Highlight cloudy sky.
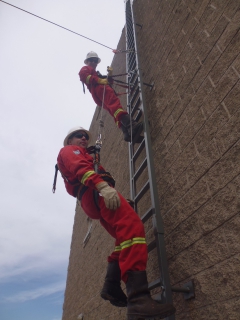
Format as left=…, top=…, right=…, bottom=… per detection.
left=0, top=1, right=125, bottom=319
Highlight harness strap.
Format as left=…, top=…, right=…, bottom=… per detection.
left=52, top=164, right=58, bottom=193
left=82, top=81, right=85, bottom=94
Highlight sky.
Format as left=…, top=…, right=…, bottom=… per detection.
left=0, top=1, right=125, bottom=319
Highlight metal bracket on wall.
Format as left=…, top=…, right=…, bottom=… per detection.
left=136, top=23, right=143, bottom=29
left=172, top=280, right=195, bottom=300
left=143, top=81, right=154, bottom=91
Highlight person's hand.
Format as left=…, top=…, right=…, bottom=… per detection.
left=107, top=66, right=113, bottom=77
left=97, top=78, right=108, bottom=85
left=96, top=182, right=120, bottom=210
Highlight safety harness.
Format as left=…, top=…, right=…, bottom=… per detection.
left=52, top=146, right=115, bottom=203
left=81, top=70, right=137, bottom=97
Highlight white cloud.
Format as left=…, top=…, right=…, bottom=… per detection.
left=3, top=281, right=65, bottom=303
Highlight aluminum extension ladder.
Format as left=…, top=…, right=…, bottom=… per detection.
left=125, top=1, right=194, bottom=319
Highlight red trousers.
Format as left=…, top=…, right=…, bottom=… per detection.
left=81, top=188, right=148, bottom=282
left=91, top=85, right=128, bottom=128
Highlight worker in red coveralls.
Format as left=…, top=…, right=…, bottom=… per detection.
left=79, top=51, right=143, bottom=142
left=57, top=126, right=175, bottom=319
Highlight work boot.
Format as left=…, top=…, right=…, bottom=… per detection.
left=100, top=261, right=127, bottom=307
left=126, top=271, right=176, bottom=320
left=120, top=114, right=143, bottom=141
left=121, top=123, right=131, bottom=142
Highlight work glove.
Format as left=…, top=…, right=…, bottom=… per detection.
left=107, top=66, right=113, bottom=77
left=96, top=181, right=120, bottom=210
left=97, top=78, right=109, bottom=85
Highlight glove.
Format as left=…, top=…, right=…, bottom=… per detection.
left=107, top=66, right=113, bottom=77
left=97, top=78, right=109, bottom=85
left=96, top=181, right=120, bottom=210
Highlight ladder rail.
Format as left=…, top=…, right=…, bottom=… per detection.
left=125, top=1, right=175, bottom=317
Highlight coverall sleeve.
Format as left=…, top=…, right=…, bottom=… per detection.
left=58, top=146, right=104, bottom=189
left=79, top=66, right=100, bottom=86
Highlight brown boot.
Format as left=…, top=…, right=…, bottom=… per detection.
left=126, top=271, right=176, bottom=320
left=120, top=114, right=143, bottom=141
left=100, top=261, right=127, bottom=307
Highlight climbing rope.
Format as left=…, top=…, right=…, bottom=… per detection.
left=0, top=0, right=130, bottom=54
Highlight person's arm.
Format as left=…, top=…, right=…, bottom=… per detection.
left=79, top=66, right=108, bottom=86
left=59, top=146, right=104, bottom=189
left=59, top=147, right=120, bottom=209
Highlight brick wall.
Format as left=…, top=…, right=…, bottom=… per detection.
left=62, top=1, right=240, bottom=319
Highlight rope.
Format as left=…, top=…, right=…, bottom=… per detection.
left=0, top=0, right=133, bottom=54
left=98, top=84, right=106, bottom=138
left=0, top=0, right=114, bottom=51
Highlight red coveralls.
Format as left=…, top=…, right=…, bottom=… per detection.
left=57, top=145, right=148, bottom=282
left=79, top=66, right=128, bottom=128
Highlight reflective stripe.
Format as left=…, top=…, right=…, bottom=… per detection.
left=120, top=237, right=146, bottom=250
left=113, top=108, right=124, bottom=119
left=81, top=170, right=95, bottom=184
left=86, top=75, right=91, bottom=84
left=114, top=246, right=121, bottom=252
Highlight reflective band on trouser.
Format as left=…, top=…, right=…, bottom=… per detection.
left=113, top=108, right=125, bottom=119
left=81, top=170, right=95, bottom=184
left=114, top=245, right=121, bottom=252
left=86, top=75, right=91, bottom=84
left=120, top=237, right=146, bottom=250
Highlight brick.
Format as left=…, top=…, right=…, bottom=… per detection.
left=209, top=30, right=240, bottom=84
left=170, top=140, right=197, bottom=180
left=168, top=249, right=192, bottom=283
left=167, top=212, right=203, bottom=255
left=216, top=108, right=240, bottom=155
left=197, top=174, right=240, bottom=233
left=223, top=213, right=240, bottom=255
left=202, top=65, right=239, bottom=118
left=222, top=70, right=240, bottom=114
left=206, top=139, right=240, bottom=195
left=203, top=103, right=230, bottom=140
left=195, top=254, right=240, bottom=304
left=217, top=9, right=240, bottom=52
left=189, top=227, right=230, bottom=274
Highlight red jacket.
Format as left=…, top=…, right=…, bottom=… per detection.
left=57, top=145, right=105, bottom=197
left=79, top=65, right=100, bottom=92
left=79, top=65, right=111, bottom=107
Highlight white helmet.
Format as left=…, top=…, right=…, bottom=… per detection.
left=63, top=126, right=92, bottom=146
left=84, top=51, right=101, bottom=64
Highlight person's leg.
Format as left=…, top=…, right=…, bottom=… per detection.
left=98, top=193, right=175, bottom=319
left=81, top=191, right=127, bottom=307
left=99, top=237, right=127, bottom=307
left=98, top=193, right=148, bottom=282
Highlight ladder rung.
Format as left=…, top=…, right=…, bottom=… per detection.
left=141, top=207, right=154, bottom=223
left=130, top=96, right=141, bottom=116
left=130, top=87, right=139, bottom=106
left=128, top=54, right=136, bottom=66
left=148, top=278, right=161, bottom=291
left=134, top=180, right=149, bottom=203
left=133, top=139, right=145, bottom=162
left=128, top=61, right=136, bottom=73
left=130, top=75, right=139, bottom=90
left=133, top=157, right=147, bottom=181
left=147, top=239, right=156, bottom=252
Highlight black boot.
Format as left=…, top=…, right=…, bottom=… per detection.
left=121, top=123, right=131, bottom=142
left=120, top=114, right=143, bottom=141
left=100, top=261, right=127, bottom=307
left=126, top=271, right=176, bottom=320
